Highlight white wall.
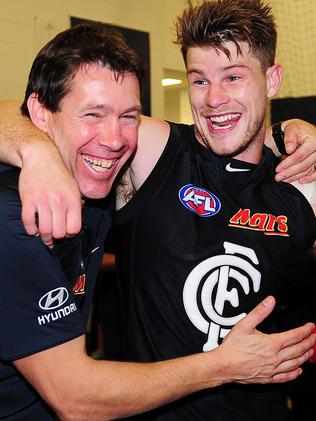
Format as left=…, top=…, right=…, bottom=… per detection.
left=1, top=0, right=315, bottom=120
left=268, top=0, right=316, bottom=98
left=0, top=0, right=189, bottom=119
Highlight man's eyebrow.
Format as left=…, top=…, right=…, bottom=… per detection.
left=187, top=64, right=250, bottom=75
left=222, top=64, right=250, bottom=71
left=81, top=104, right=113, bottom=112
left=124, top=105, right=143, bottom=114
left=81, top=104, right=143, bottom=113
left=187, top=69, right=205, bottom=76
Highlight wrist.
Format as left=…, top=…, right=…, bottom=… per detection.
left=201, top=346, right=232, bottom=388
left=19, top=131, right=59, bottom=168
left=271, top=121, right=286, bottom=155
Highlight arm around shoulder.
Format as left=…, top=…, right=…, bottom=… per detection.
left=0, top=100, right=82, bottom=244
left=0, top=100, right=52, bottom=167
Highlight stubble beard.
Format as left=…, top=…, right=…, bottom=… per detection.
left=194, top=113, right=266, bottom=159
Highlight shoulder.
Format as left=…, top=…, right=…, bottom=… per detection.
left=116, top=117, right=171, bottom=210
left=130, top=118, right=194, bottom=189
left=129, top=117, right=170, bottom=189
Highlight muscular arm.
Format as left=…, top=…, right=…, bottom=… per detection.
left=14, top=297, right=316, bottom=421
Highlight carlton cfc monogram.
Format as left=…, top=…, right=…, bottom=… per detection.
left=183, top=242, right=261, bottom=351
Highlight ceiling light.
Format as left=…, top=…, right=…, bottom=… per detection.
left=162, top=78, right=183, bottom=87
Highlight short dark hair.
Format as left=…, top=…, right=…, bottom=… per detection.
left=175, top=0, right=277, bottom=70
left=21, top=22, right=144, bottom=117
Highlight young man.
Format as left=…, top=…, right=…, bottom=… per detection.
left=112, top=1, right=316, bottom=420
left=2, top=21, right=315, bottom=421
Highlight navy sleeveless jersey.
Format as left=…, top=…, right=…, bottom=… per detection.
left=114, top=122, right=316, bottom=421
left=0, top=164, right=111, bottom=420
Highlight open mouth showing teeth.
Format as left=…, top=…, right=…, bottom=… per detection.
left=82, top=154, right=117, bottom=172
left=209, top=113, right=241, bottom=129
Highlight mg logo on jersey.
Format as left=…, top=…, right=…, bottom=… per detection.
left=183, top=242, right=261, bottom=351
left=39, top=287, right=69, bottom=310
left=179, top=184, right=221, bottom=217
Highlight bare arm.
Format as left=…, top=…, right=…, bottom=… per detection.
left=14, top=297, right=316, bottom=421
left=0, top=100, right=49, bottom=167
left=0, top=100, right=315, bottom=239
left=0, top=100, right=82, bottom=244
left=129, top=115, right=170, bottom=189
left=116, top=115, right=169, bottom=210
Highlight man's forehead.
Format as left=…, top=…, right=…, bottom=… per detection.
left=60, top=64, right=141, bottom=110
left=186, top=42, right=261, bottom=71
left=187, top=41, right=251, bottom=59
left=70, top=63, right=130, bottom=84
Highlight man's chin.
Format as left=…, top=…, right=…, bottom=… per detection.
left=80, top=185, right=112, bottom=201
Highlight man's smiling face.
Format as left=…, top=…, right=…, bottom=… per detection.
left=187, top=42, right=281, bottom=163
left=43, top=63, right=141, bottom=199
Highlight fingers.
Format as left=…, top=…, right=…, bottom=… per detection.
left=273, top=322, right=315, bottom=349
left=66, top=201, right=82, bottom=237
left=21, top=202, right=39, bottom=236
left=274, top=348, right=314, bottom=376
left=276, top=154, right=316, bottom=182
left=267, top=325, right=316, bottom=384
left=282, top=121, right=300, bottom=155
left=271, top=368, right=302, bottom=384
left=271, top=348, right=314, bottom=384
left=21, top=193, right=82, bottom=246
left=237, top=296, right=276, bottom=331
left=276, top=118, right=316, bottom=182
left=19, top=153, right=82, bottom=245
left=298, top=170, right=316, bottom=184
left=37, top=203, right=54, bottom=246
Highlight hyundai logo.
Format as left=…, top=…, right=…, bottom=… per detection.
left=39, top=287, right=69, bottom=310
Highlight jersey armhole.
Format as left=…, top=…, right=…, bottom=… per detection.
left=114, top=122, right=182, bottom=224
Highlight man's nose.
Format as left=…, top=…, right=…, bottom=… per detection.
left=98, top=118, right=125, bottom=151
left=205, top=83, right=229, bottom=108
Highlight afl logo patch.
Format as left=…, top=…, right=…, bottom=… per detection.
left=178, top=184, right=221, bottom=217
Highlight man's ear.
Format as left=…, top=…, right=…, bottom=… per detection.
left=26, top=93, right=50, bottom=133
left=266, top=64, right=283, bottom=98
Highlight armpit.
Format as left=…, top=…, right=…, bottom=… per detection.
left=116, top=169, right=136, bottom=210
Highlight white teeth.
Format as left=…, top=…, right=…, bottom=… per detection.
left=82, top=154, right=116, bottom=172
left=210, top=113, right=240, bottom=123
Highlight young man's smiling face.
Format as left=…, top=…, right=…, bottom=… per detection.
left=40, top=63, right=141, bottom=200
left=186, top=42, right=282, bottom=163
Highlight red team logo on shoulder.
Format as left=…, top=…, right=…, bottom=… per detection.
left=179, top=184, right=221, bottom=217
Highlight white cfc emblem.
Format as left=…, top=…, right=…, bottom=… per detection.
left=183, top=242, right=261, bottom=351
